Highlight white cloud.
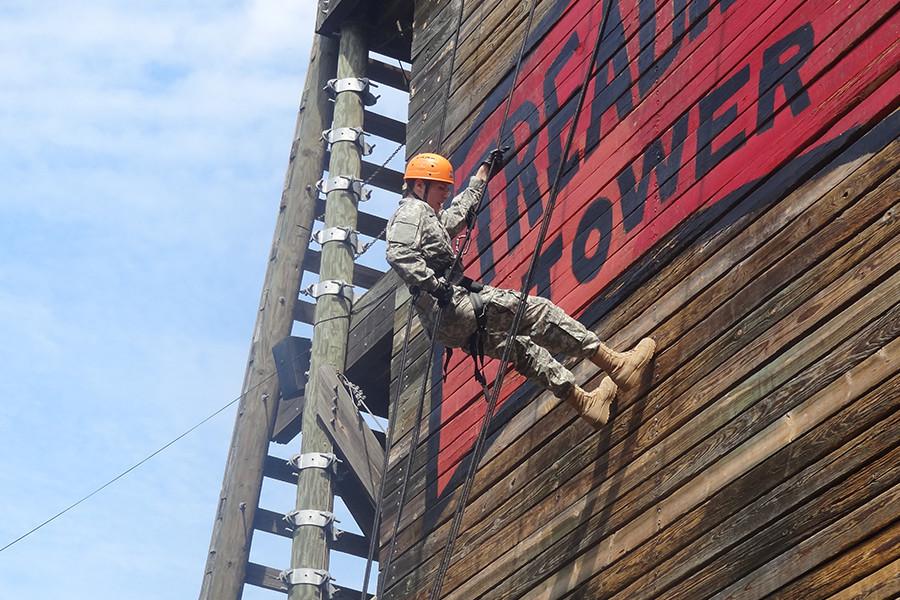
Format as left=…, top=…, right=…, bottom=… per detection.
left=0, top=2, right=324, bottom=599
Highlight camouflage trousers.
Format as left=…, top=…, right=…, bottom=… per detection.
left=417, top=285, right=600, bottom=398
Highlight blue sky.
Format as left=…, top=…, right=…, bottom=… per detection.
left=0, top=2, right=404, bottom=598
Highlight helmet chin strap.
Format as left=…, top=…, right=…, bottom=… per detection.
left=410, top=180, right=431, bottom=203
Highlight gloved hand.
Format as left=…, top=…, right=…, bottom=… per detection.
left=480, top=145, right=510, bottom=179
left=430, top=278, right=454, bottom=308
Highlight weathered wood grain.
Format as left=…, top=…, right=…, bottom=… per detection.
left=828, top=557, right=900, bottom=600
left=400, top=12, right=900, bottom=478
left=767, top=520, right=900, bottom=600
left=621, top=406, right=900, bottom=600
left=706, top=482, right=900, bottom=600
left=497, top=339, right=900, bottom=600
left=381, top=172, right=899, bottom=553
left=592, top=391, right=900, bottom=599
left=383, top=269, right=900, bottom=598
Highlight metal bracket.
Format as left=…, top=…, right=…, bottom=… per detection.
left=322, top=127, right=374, bottom=156
left=325, top=77, right=379, bottom=106
left=283, top=510, right=341, bottom=541
left=304, top=280, right=355, bottom=304
left=312, top=227, right=364, bottom=255
left=278, top=568, right=339, bottom=598
left=316, top=176, right=371, bottom=202
left=288, top=452, right=341, bottom=475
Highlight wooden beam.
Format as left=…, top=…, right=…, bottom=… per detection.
left=368, top=57, right=410, bottom=92
left=245, top=562, right=374, bottom=599
left=346, top=271, right=398, bottom=369
left=313, top=365, right=385, bottom=508
left=324, top=151, right=405, bottom=193
left=302, top=249, right=384, bottom=290
left=365, top=110, right=406, bottom=144
left=314, top=197, right=388, bottom=240
left=199, top=32, right=338, bottom=600
left=253, top=508, right=371, bottom=559
left=290, top=22, right=367, bottom=600
left=292, top=300, right=316, bottom=325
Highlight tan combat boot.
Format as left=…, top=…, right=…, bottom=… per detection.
left=591, top=338, right=657, bottom=389
left=565, top=376, right=617, bottom=428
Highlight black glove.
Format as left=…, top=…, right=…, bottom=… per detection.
left=480, top=145, right=510, bottom=179
left=430, top=279, right=454, bottom=308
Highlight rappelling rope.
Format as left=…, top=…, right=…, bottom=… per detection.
left=427, top=1, right=615, bottom=597
left=362, top=0, right=541, bottom=597
left=361, top=0, right=469, bottom=596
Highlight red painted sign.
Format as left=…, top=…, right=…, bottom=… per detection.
left=427, top=0, right=898, bottom=497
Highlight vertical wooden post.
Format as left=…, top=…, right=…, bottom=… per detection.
left=289, top=22, right=367, bottom=600
left=199, top=32, right=339, bottom=600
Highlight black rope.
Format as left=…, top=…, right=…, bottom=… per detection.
left=427, top=1, right=614, bottom=597
left=360, top=298, right=416, bottom=598
left=365, top=0, right=541, bottom=594
left=361, top=2, right=469, bottom=595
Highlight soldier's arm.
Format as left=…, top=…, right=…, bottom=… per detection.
left=440, top=176, right=486, bottom=236
left=386, top=205, right=441, bottom=293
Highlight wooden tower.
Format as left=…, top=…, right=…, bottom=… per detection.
left=203, top=0, right=900, bottom=598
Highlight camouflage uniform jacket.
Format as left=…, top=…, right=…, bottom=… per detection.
left=385, top=177, right=486, bottom=346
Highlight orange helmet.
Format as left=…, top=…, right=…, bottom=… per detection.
left=404, top=153, right=454, bottom=184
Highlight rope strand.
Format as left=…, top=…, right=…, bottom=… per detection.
left=427, top=2, right=614, bottom=597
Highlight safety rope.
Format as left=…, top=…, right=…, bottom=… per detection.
left=361, top=0, right=470, bottom=596
left=427, top=1, right=615, bottom=597
left=362, top=0, right=541, bottom=596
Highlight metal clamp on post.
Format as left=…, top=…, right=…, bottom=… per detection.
left=278, top=568, right=339, bottom=599
left=304, top=280, right=355, bottom=304
left=312, top=227, right=364, bottom=256
left=324, top=77, right=379, bottom=106
left=282, top=510, right=340, bottom=541
left=322, top=127, right=374, bottom=156
left=288, top=452, right=341, bottom=475
left=316, top=176, right=371, bottom=202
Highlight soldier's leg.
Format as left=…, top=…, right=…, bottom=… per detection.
left=483, top=332, right=575, bottom=398
left=483, top=332, right=616, bottom=427
left=482, top=287, right=599, bottom=358
left=483, top=286, right=655, bottom=390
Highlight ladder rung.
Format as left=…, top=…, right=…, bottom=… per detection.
left=253, top=508, right=371, bottom=559
left=365, top=110, right=406, bottom=144
left=314, top=198, right=388, bottom=241
left=367, top=57, right=410, bottom=92
left=302, top=249, right=384, bottom=289
left=245, top=562, right=375, bottom=598
left=293, top=300, right=316, bottom=325
left=323, top=152, right=404, bottom=193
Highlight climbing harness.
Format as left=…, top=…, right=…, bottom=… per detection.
left=441, top=277, right=488, bottom=386
left=427, top=2, right=615, bottom=597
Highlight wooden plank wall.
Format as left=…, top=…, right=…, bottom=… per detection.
left=382, top=0, right=900, bottom=598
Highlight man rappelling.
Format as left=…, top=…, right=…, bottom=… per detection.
left=386, top=152, right=656, bottom=428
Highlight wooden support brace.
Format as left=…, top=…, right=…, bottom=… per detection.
left=367, top=58, right=410, bottom=92
left=313, top=365, right=385, bottom=509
